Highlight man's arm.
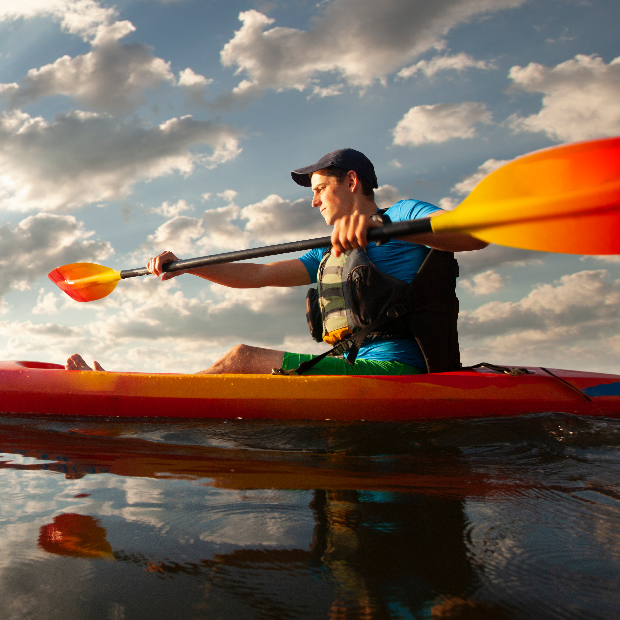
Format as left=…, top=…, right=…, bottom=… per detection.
left=330, top=210, right=488, bottom=256
left=148, top=251, right=311, bottom=288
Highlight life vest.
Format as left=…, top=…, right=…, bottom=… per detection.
left=307, top=248, right=411, bottom=345
left=303, top=245, right=461, bottom=374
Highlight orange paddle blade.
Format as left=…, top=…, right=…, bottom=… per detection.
left=48, top=263, right=121, bottom=302
left=431, top=136, right=620, bottom=254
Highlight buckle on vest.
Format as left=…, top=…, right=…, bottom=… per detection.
left=331, top=340, right=352, bottom=355
left=387, top=303, right=407, bottom=318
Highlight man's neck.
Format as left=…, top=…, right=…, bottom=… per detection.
left=352, top=196, right=379, bottom=217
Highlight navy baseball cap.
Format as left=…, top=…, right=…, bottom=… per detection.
left=291, top=148, right=378, bottom=189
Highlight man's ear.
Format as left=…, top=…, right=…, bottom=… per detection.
left=347, top=170, right=359, bottom=193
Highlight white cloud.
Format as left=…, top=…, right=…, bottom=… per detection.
left=13, top=274, right=313, bottom=372
left=148, top=199, right=194, bottom=218
left=456, top=244, right=544, bottom=279
left=452, top=159, right=510, bottom=196
left=398, top=52, right=493, bottom=79
left=143, top=214, right=216, bottom=256
left=0, top=213, right=112, bottom=297
left=509, top=54, right=620, bottom=141
left=462, top=269, right=620, bottom=336
left=459, top=270, right=506, bottom=295
left=240, top=195, right=325, bottom=244
left=140, top=194, right=325, bottom=258
left=0, top=110, right=242, bottom=212
left=32, top=288, right=61, bottom=315
left=178, top=67, right=213, bottom=105
left=375, top=185, right=406, bottom=211
left=178, top=68, right=212, bottom=89
left=218, top=189, right=238, bottom=203
left=3, top=20, right=175, bottom=114
left=438, top=158, right=509, bottom=210
left=459, top=269, right=620, bottom=370
left=218, top=0, right=525, bottom=104
left=392, top=101, right=492, bottom=146
left=0, top=0, right=117, bottom=41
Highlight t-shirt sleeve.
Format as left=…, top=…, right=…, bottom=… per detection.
left=387, top=199, right=442, bottom=223
left=298, top=247, right=326, bottom=284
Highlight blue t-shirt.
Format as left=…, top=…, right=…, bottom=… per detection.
left=298, top=199, right=441, bottom=369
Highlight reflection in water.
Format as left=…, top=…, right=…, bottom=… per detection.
left=0, top=414, right=619, bottom=619
left=39, top=513, right=113, bottom=559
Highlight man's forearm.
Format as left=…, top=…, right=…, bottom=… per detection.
left=185, top=259, right=311, bottom=288
left=186, top=262, right=270, bottom=288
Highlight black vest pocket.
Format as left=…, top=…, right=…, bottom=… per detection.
left=306, top=287, right=323, bottom=342
left=347, top=265, right=408, bottom=329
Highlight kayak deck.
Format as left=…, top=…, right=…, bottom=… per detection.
left=0, top=361, right=619, bottom=420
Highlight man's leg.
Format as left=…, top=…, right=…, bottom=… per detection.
left=197, top=344, right=284, bottom=375
left=65, top=345, right=284, bottom=375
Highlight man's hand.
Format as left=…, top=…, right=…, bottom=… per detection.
left=330, top=211, right=383, bottom=257
left=147, top=250, right=184, bottom=280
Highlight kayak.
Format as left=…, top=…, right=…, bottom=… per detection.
left=1, top=360, right=620, bottom=420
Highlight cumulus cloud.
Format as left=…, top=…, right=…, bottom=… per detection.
left=455, top=159, right=510, bottom=195
left=458, top=269, right=620, bottom=370
left=240, top=195, right=325, bottom=244
left=9, top=274, right=316, bottom=372
left=0, top=110, right=242, bottom=212
left=218, top=0, right=525, bottom=104
left=0, top=0, right=117, bottom=41
left=0, top=213, right=112, bottom=297
left=32, top=288, right=62, bottom=315
left=0, top=3, right=217, bottom=117
left=178, top=68, right=213, bottom=105
left=178, top=68, right=211, bottom=89
left=461, top=269, right=620, bottom=336
left=456, top=244, right=543, bottom=278
left=392, top=101, right=492, bottom=146
left=435, top=159, right=546, bottom=277
left=148, top=199, right=194, bottom=218
left=439, top=158, right=509, bottom=211
left=398, top=52, right=493, bottom=79
left=2, top=20, right=175, bottom=114
left=509, top=54, right=620, bottom=141
left=144, top=205, right=250, bottom=255
left=140, top=194, right=326, bottom=257
left=459, top=269, right=506, bottom=295
left=375, top=185, right=406, bottom=211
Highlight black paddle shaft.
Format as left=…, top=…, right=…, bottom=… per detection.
left=120, top=218, right=434, bottom=279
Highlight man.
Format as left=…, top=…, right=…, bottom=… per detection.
left=66, top=148, right=487, bottom=374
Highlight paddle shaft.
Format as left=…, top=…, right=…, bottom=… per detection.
left=119, top=218, right=434, bottom=279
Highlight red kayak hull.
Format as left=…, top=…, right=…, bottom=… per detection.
left=0, top=361, right=619, bottom=420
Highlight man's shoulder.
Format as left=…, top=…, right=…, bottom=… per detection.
left=384, top=199, right=441, bottom=222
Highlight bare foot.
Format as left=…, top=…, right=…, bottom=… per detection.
left=66, top=354, right=106, bottom=372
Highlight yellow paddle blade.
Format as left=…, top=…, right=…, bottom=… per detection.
left=48, top=263, right=122, bottom=302
left=431, top=136, right=620, bottom=254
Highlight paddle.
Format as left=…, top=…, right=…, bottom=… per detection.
left=50, top=136, right=620, bottom=303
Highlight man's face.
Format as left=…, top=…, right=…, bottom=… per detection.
left=310, top=171, right=354, bottom=225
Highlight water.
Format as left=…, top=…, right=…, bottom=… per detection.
left=0, top=413, right=619, bottom=619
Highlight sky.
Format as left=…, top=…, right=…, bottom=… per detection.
left=0, top=0, right=618, bottom=373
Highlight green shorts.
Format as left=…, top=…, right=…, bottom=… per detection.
left=281, top=352, right=424, bottom=376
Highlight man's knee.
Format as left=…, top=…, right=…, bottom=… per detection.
left=226, top=344, right=256, bottom=364
left=200, top=344, right=284, bottom=374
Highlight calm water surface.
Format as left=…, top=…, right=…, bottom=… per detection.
left=0, top=412, right=619, bottom=619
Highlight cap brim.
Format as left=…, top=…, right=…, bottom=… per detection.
left=291, top=164, right=323, bottom=187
